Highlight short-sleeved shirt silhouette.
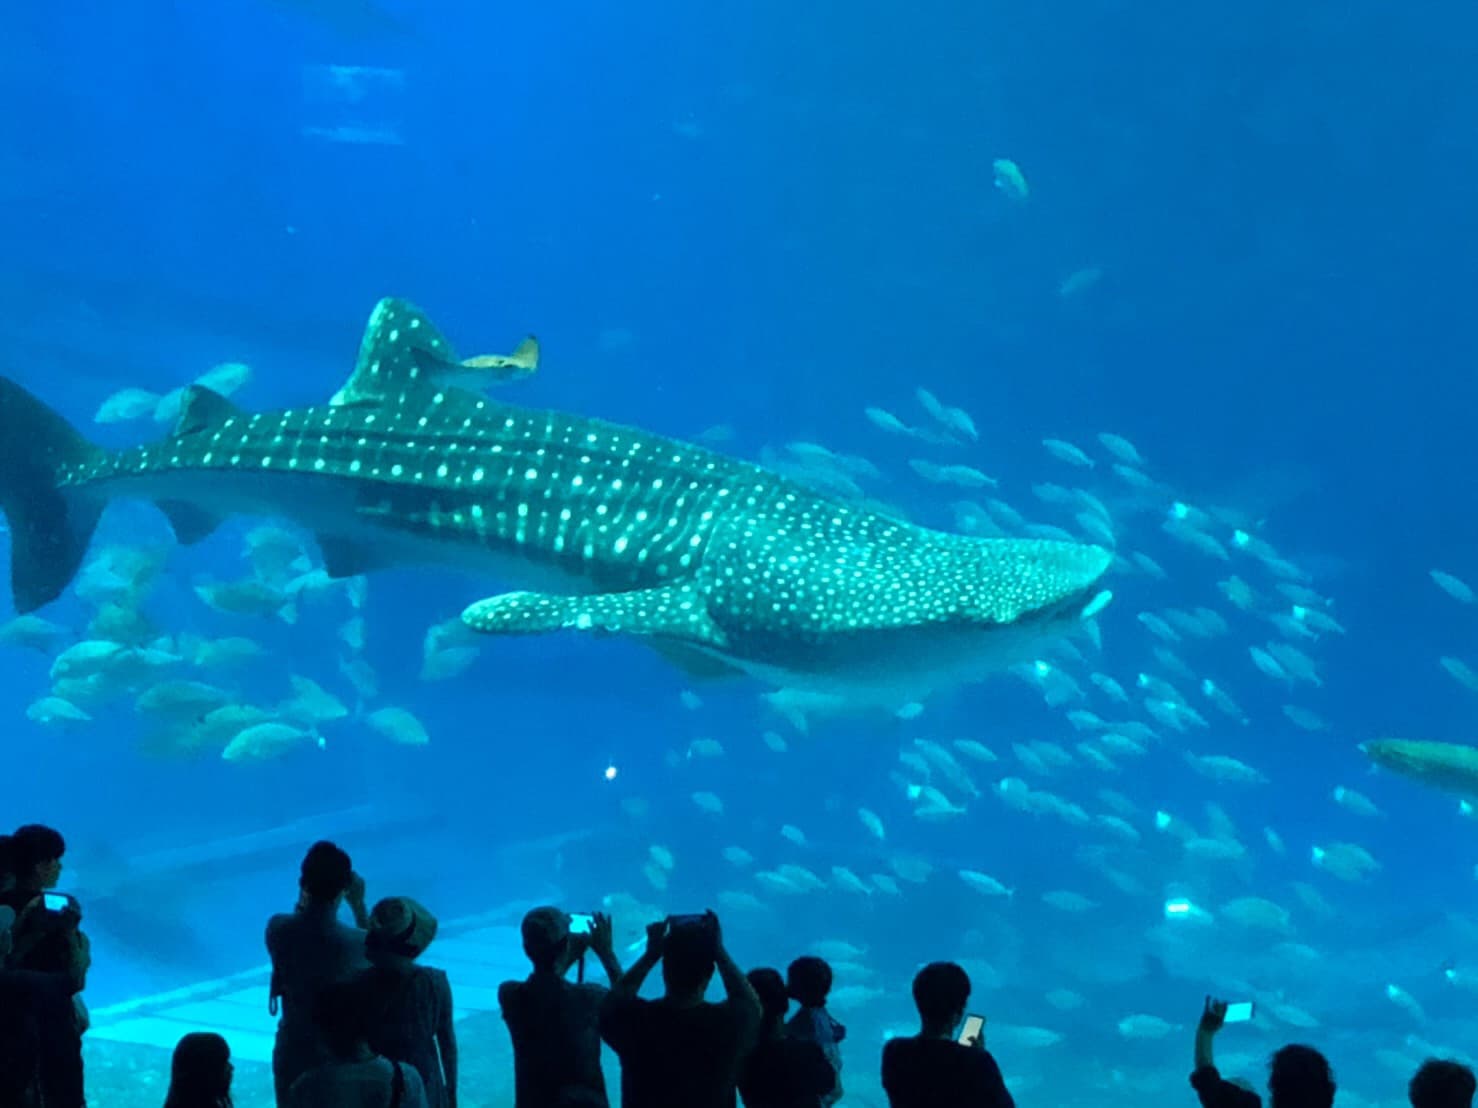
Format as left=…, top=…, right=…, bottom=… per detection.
left=785, top=1007, right=844, bottom=1106
left=267, top=907, right=370, bottom=1035
left=288, top=1055, right=430, bottom=1108
left=499, top=971, right=610, bottom=1108
left=600, top=994, right=748, bottom=1108
left=362, top=964, right=456, bottom=1108
left=1190, top=1065, right=1263, bottom=1108
left=267, top=906, right=371, bottom=1101
left=881, top=1036, right=1015, bottom=1108
left=739, top=1033, right=836, bottom=1108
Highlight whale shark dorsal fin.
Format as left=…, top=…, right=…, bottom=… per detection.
left=173, top=385, right=241, bottom=437
left=161, top=383, right=237, bottom=542
left=329, top=296, right=459, bottom=408
left=461, top=584, right=729, bottom=651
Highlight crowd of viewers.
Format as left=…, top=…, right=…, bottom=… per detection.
left=1, top=828, right=1476, bottom=1108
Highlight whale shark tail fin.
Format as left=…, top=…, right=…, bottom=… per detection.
left=0, top=376, right=108, bottom=613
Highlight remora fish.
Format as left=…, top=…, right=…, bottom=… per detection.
left=412, top=334, right=540, bottom=390
left=0, top=298, right=1113, bottom=701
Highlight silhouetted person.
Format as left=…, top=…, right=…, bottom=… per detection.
left=739, top=968, right=835, bottom=1108
left=1411, top=1060, right=1476, bottom=1108
left=499, top=907, right=624, bottom=1108
left=881, top=961, right=1014, bottom=1108
left=600, top=911, right=762, bottom=1108
left=785, top=957, right=845, bottom=1107
left=0, top=834, right=33, bottom=1103
left=1192, top=997, right=1335, bottom=1108
left=288, top=979, right=429, bottom=1108
left=1, top=833, right=14, bottom=901
left=266, top=841, right=371, bottom=1106
left=1, top=896, right=39, bottom=1104
left=164, top=1032, right=234, bottom=1108
left=3, top=825, right=90, bottom=998
left=0, top=920, right=84, bottom=1108
left=360, top=897, right=457, bottom=1108
left=0, top=827, right=86, bottom=1108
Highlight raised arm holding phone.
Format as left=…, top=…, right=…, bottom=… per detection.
left=600, top=910, right=760, bottom=1108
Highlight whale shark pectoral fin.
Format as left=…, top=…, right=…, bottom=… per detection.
left=157, top=500, right=225, bottom=545
left=317, top=534, right=395, bottom=578
left=328, top=296, right=460, bottom=408
left=461, top=584, right=728, bottom=649
left=646, top=640, right=748, bottom=680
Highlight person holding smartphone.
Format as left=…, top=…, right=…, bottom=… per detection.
left=881, top=962, right=1014, bottom=1108
left=266, top=841, right=372, bottom=1107
left=0, top=826, right=87, bottom=1108
left=499, top=907, right=624, bottom=1108
left=1, top=825, right=89, bottom=996
left=1191, top=996, right=1335, bottom=1108
left=599, top=911, right=762, bottom=1108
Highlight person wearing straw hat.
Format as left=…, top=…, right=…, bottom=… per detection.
left=360, top=897, right=457, bottom=1108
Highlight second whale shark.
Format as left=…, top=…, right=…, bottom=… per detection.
left=0, top=298, right=1113, bottom=702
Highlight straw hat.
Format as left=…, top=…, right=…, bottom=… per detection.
left=367, top=896, right=438, bottom=958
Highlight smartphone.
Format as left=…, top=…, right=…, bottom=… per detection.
left=42, top=893, right=69, bottom=912
left=958, top=1013, right=986, bottom=1045
left=1223, top=1001, right=1255, bottom=1024
left=569, top=913, right=595, bottom=935
left=667, top=913, right=708, bottom=930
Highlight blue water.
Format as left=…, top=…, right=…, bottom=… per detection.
left=4, top=1, right=1478, bottom=1105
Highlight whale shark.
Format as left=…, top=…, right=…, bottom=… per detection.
left=0, top=298, right=1114, bottom=701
